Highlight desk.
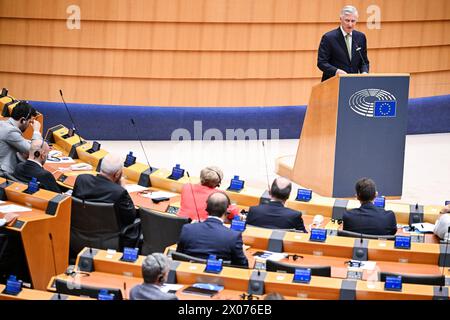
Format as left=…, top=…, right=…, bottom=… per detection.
left=0, top=284, right=90, bottom=300
left=0, top=178, right=71, bottom=290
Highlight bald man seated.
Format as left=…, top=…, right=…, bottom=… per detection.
left=177, top=192, right=248, bottom=267
left=72, top=154, right=140, bottom=248
left=246, top=177, right=307, bottom=232
left=13, top=139, right=61, bottom=193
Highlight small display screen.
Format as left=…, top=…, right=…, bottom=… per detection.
left=204, top=256, right=223, bottom=274
left=24, top=177, right=40, bottom=194
left=309, top=228, right=327, bottom=242
left=169, top=164, right=185, bottom=180
left=124, top=152, right=136, bottom=167
left=445, top=200, right=450, bottom=206
left=384, top=276, right=402, bottom=291
left=230, top=218, right=246, bottom=232
left=4, top=275, right=22, bottom=295
left=97, top=289, right=114, bottom=300
left=228, top=175, right=244, bottom=192
left=293, top=268, right=312, bottom=284
left=374, top=196, right=385, bottom=208
left=121, top=247, right=139, bottom=262
left=296, top=189, right=312, bottom=202
left=166, top=206, right=180, bottom=215
left=394, top=236, right=411, bottom=250
left=92, top=141, right=100, bottom=152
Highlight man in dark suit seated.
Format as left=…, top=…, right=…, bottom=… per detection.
left=343, top=178, right=397, bottom=235
left=72, top=154, right=140, bottom=248
left=176, top=192, right=248, bottom=267
left=317, top=5, right=369, bottom=82
left=246, top=177, right=306, bottom=232
left=130, top=253, right=178, bottom=300
left=13, top=139, right=61, bottom=193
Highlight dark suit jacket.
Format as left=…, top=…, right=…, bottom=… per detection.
left=13, top=160, right=61, bottom=193
left=343, top=202, right=397, bottom=235
left=72, top=174, right=139, bottom=244
left=318, top=27, right=370, bottom=82
left=247, top=201, right=307, bottom=232
left=177, top=217, right=248, bottom=267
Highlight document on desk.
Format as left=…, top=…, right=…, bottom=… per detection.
left=411, top=223, right=435, bottom=233
left=125, top=184, right=149, bottom=193
left=253, top=251, right=288, bottom=261
left=0, top=204, right=32, bottom=213
left=141, top=191, right=178, bottom=199
left=160, top=284, right=184, bottom=293
left=46, top=156, right=75, bottom=163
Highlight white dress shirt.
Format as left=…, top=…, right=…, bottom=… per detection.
left=434, top=214, right=450, bottom=240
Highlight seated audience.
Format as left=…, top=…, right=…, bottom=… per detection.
left=434, top=204, right=450, bottom=241
left=72, top=154, right=140, bottom=248
left=246, top=177, right=306, bottom=232
left=0, top=101, right=40, bottom=175
left=177, top=192, right=248, bottom=267
left=178, top=166, right=239, bottom=222
left=343, top=178, right=397, bottom=235
left=13, top=139, right=61, bottom=193
left=130, top=253, right=178, bottom=300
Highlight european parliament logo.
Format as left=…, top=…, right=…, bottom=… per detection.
left=349, top=89, right=397, bottom=118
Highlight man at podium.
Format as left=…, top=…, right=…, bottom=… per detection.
left=317, top=5, right=370, bottom=82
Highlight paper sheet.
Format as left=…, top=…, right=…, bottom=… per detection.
left=0, top=204, right=32, bottom=213
left=141, top=191, right=178, bottom=199
left=254, top=251, right=288, bottom=261
left=160, top=284, right=184, bottom=293
left=125, top=184, right=149, bottom=193
left=411, top=222, right=435, bottom=233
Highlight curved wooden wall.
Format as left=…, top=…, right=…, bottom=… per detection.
left=0, top=0, right=449, bottom=107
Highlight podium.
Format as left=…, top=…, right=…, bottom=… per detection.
left=278, top=74, right=410, bottom=198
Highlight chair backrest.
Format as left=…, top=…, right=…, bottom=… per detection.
left=265, top=259, right=331, bottom=277
left=337, top=229, right=396, bottom=240
left=70, top=197, right=120, bottom=256
left=171, top=251, right=232, bottom=266
left=55, top=278, right=123, bottom=300
left=139, top=207, right=190, bottom=255
left=379, top=272, right=445, bottom=286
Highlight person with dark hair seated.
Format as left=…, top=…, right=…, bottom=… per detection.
left=246, top=177, right=306, bottom=232
left=176, top=192, right=248, bottom=267
left=129, top=253, right=178, bottom=300
left=343, top=178, right=397, bottom=235
left=0, top=101, right=41, bottom=175
left=13, top=139, right=61, bottom=193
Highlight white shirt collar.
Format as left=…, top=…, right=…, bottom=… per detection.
left=29, top=159, right=43, bottom=167
left=207, top=216, right=224, bottom=224
left=340, top=26, right=352, bottom=38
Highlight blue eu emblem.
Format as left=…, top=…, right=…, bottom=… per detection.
left=374, top=101, right=396, bottom=117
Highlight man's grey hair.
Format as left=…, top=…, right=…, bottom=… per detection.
left=142, top=253, right=170, bottom=283
left=341, top=5, right=358, bottom=17
left=100, top=153, right=123, bottom=175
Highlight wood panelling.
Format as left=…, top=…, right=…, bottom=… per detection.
left=0, top=0, right=448, bottom=106
left=1, top=71, right=448, bottom=107
left=1, top=0, right=449, bottom=22
left=0, top=19, right=449, bottom=51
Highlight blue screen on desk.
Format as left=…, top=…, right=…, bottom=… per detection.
left=374, top=196, right=385, bottom=208
left=296, top=189, right=312, bottom=202
left=384, top=276, right=402, bottom=291
left=4, top=275, right=22, bottom=295
left=204, top=258, right=223, bottom=274
left=27, top=177, right=40, bottom=193
left=170, top=164, right=185, bottom=180
left=230, top=218, right=246, bottom=232
left=293, top=268, right=311, bottom=283
left=394, top=236, right=411, bottom=249
left=228, top=176, right=244, bottom=191
left=446, top=200, right=450, bottom=206
left=309, top=228, right=327, bottom=242
left=121, top=247, right=139, bottom=262
left=97, top=289, right=114, bottom=300
left=124, top=152, right=136, bottom=167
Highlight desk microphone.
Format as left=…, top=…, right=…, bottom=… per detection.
left=353, top=40, right=368, bottom=73
left=130, top=119, right=153, bottom=174
left=123, top=282, right=127, bottom=300
left=261, top=141, right=271, bottom=192
left=186, top=171, right=201, bottom=222
left=59, top=89, right=83, bottom=145
left=439, top=226, right=450, bottom=292
left=48, top=233, right=59, bottom=282
left=287, top=254, right=303, bottom=261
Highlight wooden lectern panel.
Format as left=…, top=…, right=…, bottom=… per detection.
left=292, top=76, right=340, bottom=195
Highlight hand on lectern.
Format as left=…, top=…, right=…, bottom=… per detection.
left=336, top=69, right=347, bottom=75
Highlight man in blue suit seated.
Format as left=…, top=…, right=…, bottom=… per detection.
left=343, top=178, right=397, bottom=235
left=130, top=253, right=178, bottom=300
left=246, top=177, right=306, bottom=232
left=176, top=192, right=248, bottom=267
left=317, top=5, right=370, bottom=82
